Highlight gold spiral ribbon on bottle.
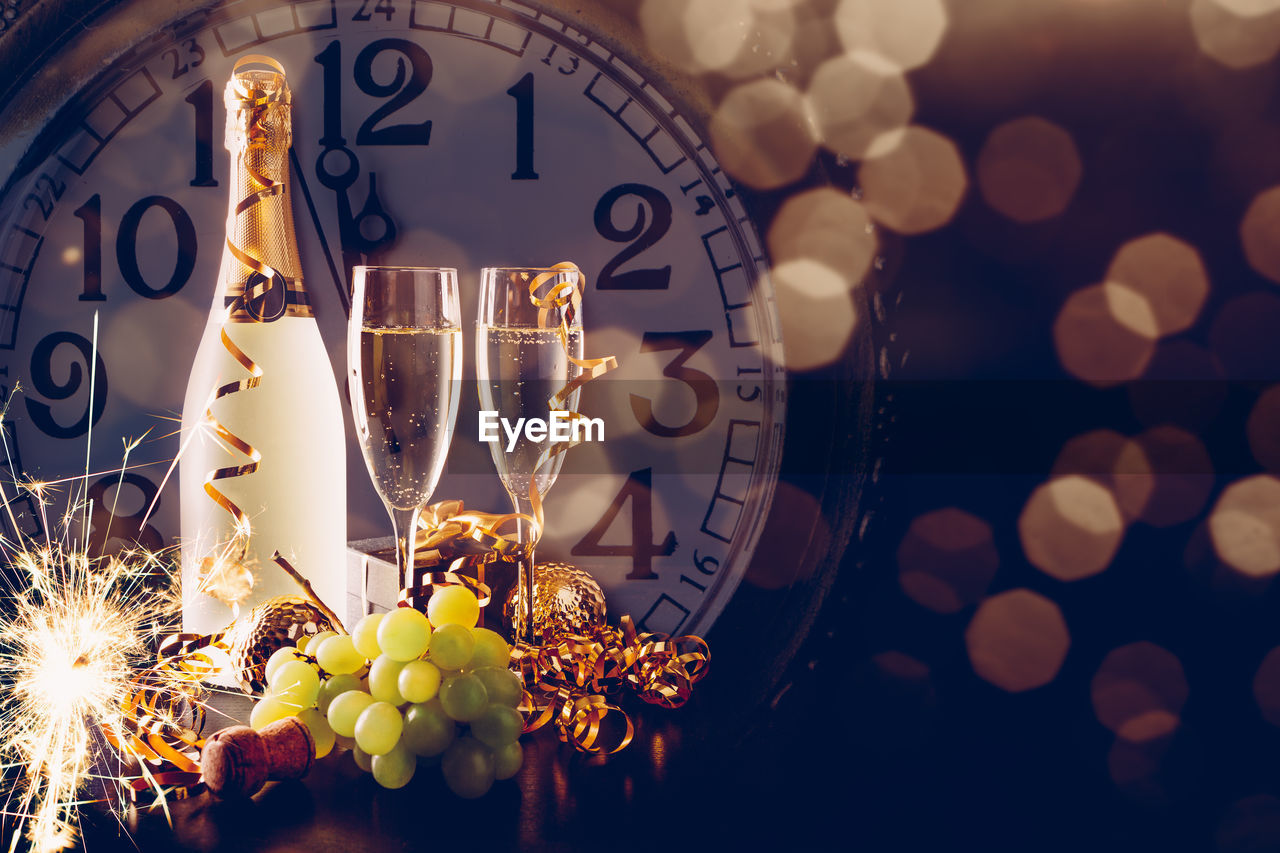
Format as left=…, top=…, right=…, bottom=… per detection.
left=197, top=56, right=290, bottom=596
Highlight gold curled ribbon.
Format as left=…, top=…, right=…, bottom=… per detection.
left=522, top=263, right=619, bottom=535
left=198, top=57, right=293, bottom=599
left=509, top=614, right=709, bottom=754
left=394, top=500, right=520, bottom=612
left=101, top=634, right=219, bottom=807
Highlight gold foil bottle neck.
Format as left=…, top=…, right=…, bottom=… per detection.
left=224, top=56, right=293, bottom=176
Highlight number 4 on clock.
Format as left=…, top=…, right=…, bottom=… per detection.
left=571, top=467, right=676, bottom=580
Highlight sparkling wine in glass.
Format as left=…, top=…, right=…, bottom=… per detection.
left=476, top=266, right=583, bottom=641
left=349, top=266, right=462, bottom=594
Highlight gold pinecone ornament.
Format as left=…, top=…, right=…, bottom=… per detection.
left=223, top=595, right=334, bottom=692
left=505, top=562, right=607, bottom=639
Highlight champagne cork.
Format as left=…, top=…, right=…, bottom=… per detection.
left=202, top=718, right=315, bottom=798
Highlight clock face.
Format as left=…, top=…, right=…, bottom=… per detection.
left=0, top=0, right=784, bottom=636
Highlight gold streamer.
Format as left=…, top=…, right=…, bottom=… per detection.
left=102, top=635, right=216, bottom=806
left=395, top=500, right=517, bottom=611
left=522, top=263, right=618, bottom=534
left=197, top=56, right=293, bottom=599
left=510, top=614, right=709, bottom=754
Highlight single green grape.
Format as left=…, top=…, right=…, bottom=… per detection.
left=438, top=673, right=487, bottom=722
left=398, top=660, right=442, bottom=704
left=264, top=646, right=304, bottom=683
left=297, top=708, right=336, bottom=759
left=469, top=628, right=511, bottom=669
left=472, top=666, right=523, bottom=709
left=326, top=690, right=375, bottom=738
left=441, top=736, right=495, bottom=799
left=427, top=584, right=480, bottom=628
left=351, top=612, right=384, bottom=660
left=470, top=705, right=524, bottom=748
left=354, top=701, right=403, bottom=755
left=317, top=673, right=363, bottom=713
left=377, top=607, right=432, bottom=662
left=352, top=744, right=374, bottom=772
left=269, top=660, right=320, bottom=709
left=402, top=700, right=456, bottom=757
left=492, top=740, right=523, bottom=780
left=428, top=623, right=474, bottom=671
left=308, top=631, right=337, bottom=653
left=315, top=634, right=364, bottom=676
left=368, top=655, right=407, bottom=705
left=371, top=744, right=416, bottom=789
left=249, top=694, right=295, bottom=730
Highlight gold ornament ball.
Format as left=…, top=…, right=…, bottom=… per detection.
left=223, top=595, right=335, bottom=693
left=505, top=562, right=607, bottom=639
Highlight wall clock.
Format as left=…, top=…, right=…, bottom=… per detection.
left=0, top=0, right=875, bottom=678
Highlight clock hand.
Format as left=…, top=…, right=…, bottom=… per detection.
left=289, top=146, right=350, bottom=317
left=315, top=142, right=398, bottom=288
left=314, top=142, right=363, bottom=292
left=350, top=171, right=396, bottom=260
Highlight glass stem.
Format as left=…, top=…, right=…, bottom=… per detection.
left=389, top=505, right=421, bottom=597
left=511, top=492, right=536, bottom=644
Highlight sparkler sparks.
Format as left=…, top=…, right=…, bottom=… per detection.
left=0, top=539, right=183, bottom=852
left=0, top=375, right=208, bottom=852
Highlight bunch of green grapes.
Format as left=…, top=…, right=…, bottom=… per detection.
left=248, top=585, right=525, bottom=797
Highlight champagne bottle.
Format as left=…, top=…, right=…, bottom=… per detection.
left=179, top=57, right=346, bottom=635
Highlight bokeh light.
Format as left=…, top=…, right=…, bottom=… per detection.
left=976, top=116, right=1082, bottom=224
left=1136, top=426, right=1215, bottom=528
left=1216, top=796, right=1280, bottom=853
left=1129, top=341, right=1226, bottom=432
left=767, top=188, right=876, bottom=287
left=1214, top=0, right=1280, bottom=17
left=1209, top=475, right=1280, bottom=577
left=683, top=0, right=753, bottom=71
left=639, top=0, right=701, bottom=73
left=1241, top=186, right=1280, bottom=284
left=744, top=481, right=827, bottom=589
left=1020, top=475, right=1125, bottom=581
left=710, top=78, right=818, bottom=190
left=1091, top=642, right=1187, bottom=743
left=1107, top=738, right=1166, bottom=800
left=858, top=126, right=968, bottom=234
left=965, top=589, right=1070, bottom=692
left=896, top=508, right=998, bottom=614
left=1054, top=283, right=1157, bottom=386
left=1252, top=646, right=1280, bottom=726
left=1106, top=233, right=1209, bottom=337
left=1210, top=293, right=1280, bottom=378
left=1247, top=386, right=1280, bottom=471
left=769, top=260, right=858, bottom=370
left=1051, top=429, right=1154, bottom=522
left=1190, top=0, right=1280, bottom=69
left=720, top=1, right=798, bottom=79
left=806, top=51, right=913, bottom=161
left=833, top=0, right=948, bottom=72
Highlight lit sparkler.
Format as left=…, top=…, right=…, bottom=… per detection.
left=0, top=536, right=184, bottom=852
left=0, top=375, right=207, bottom=852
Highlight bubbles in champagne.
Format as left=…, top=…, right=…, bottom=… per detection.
left=476, top=326, right=584, bottom=498
left=354, top=326, right=462, bottom=510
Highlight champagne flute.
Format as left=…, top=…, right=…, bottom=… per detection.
left=476, top=266, right=584, bottom=642
left=349, top=266, right=462, bottom=594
